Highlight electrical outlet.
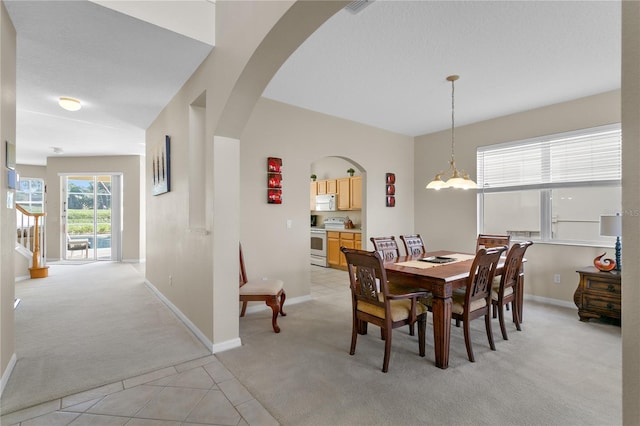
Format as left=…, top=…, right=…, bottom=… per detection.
left=554, top=274, right=561, bottom=284
left=169, top=275, right=173, bottom=286
left=286, top=219, right=292, bottom=229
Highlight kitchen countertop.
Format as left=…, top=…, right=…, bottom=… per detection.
left=311, top=226, right=362, bottom=233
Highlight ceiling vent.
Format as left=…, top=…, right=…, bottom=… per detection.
left=344, top=0, right=374, bottom=14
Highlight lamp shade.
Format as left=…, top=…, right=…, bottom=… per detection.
left=600, top=214, right=622, bottom=237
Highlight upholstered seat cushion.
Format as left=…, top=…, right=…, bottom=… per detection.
left=358, top=297, right=427, bottom=322
left=239, top=278, right=283, bottom=296
left=491, top=285, right=513, bottom=301
left=451, top=292, right=487, bottom=315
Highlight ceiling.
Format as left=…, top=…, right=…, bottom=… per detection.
left=6, top=1, right=621, bottom=166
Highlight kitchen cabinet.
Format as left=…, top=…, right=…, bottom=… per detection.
left=317, top=179, right=337, bottom=195
left=327, top=231, right=362, bottom=269
left=310, top=181, right=317, bottom=210
left=337, top=176, right=362, bottom=210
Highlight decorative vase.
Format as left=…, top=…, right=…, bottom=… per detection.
left=594, top=252, right=616, bottom=272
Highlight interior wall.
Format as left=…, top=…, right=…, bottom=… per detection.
left=45, top=156, right=144, bottom=262
left=0, top=0, right=16, bottom=395
left=239, top=97, right=414, bottom=302
left=621, top=1, right=640, bottom=422
left=415, top=90, right=621, bottom=304
left=14, top=164, right=45, bottom=180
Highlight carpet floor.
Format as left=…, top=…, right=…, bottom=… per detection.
left=1, top=262, right=211, bottom=414
left=217, top=266, right=622, bottom=426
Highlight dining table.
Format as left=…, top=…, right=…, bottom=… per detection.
left=384, top=250, right=524, bottom=369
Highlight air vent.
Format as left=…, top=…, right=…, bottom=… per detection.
left=344, top=0, right=374, bottom=14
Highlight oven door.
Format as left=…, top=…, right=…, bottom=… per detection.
left=310, top=229, right=328, bottom=267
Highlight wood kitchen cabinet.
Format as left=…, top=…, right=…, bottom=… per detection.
left=337, top=176, right=362, bottom=210
left=327, top=231, right=362, bottom=269
left=310, top=182, right=317, bottom=210
left=317, top=179, right=337, bottom=195
left=574, top=267, right=621, bottom=324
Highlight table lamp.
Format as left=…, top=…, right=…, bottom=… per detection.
left=600, top=214, right=622, bottom=271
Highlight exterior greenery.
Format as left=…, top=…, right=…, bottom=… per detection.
left=67, top=209, right=111, bottom=235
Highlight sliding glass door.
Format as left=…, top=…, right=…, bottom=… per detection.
left=62, top=174, right=121, bottom=261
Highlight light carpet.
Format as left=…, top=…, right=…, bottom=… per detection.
left=1, top=262, right=210, bottom=414
left=217, top=270, right=622, bottom=426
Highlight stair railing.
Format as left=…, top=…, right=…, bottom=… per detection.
left=16, top=204, right=48, bottom=278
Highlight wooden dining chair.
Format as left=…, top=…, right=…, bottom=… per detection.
left=239, top=243, right=286, bottom=333
left=341, top=247, right=428, bottom=373
left=399, top=234, right=426, bottom=256
left=425, top=246, right=506, bottom=362
left=370, top=235, right=423, bottom=336
left=369, top=236, right=401, bottom=262
left=491, top=241, right=533, bottom=340
left=475, top=234, right=511, bottom=252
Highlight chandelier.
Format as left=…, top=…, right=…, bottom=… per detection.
left=426, top=75, right=477, bottom=190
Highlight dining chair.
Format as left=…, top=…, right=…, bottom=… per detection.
left=491, top=241, right=533, bottom=340
left=425, top=246, right=507, bottom=362
left=399, top=234, right=426, bottom=256
left=341, top=247, right=428, bottom=373
left=370, top=235, right=423, bottom=336
left=239, top=243, right=286, bottom=333
left=475, top=234, right=511, bottom=252
left=370, top=236, right=401, bottom=262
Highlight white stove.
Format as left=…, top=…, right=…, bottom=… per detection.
left=323, top=217, right=349, bottom=230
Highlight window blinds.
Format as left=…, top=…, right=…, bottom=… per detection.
left=477, top=125, right=621, bottom=190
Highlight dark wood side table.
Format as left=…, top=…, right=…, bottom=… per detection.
left=574, top=266, right=621, bottom=324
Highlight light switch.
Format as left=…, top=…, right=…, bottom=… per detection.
left=286, top=219, right=292, bottom=229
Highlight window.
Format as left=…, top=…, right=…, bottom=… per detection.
left=477, top=124, right=621, bottom=245
left=16, top=177, right=44, bottom=213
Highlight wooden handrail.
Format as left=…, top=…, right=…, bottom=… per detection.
left=16, top=203, right=48, bottom=278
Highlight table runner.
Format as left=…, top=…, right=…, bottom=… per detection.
left=395, top=253, right=476, bottom=269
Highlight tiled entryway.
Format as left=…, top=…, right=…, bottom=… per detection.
left=1, top=355, right=277, bottom=426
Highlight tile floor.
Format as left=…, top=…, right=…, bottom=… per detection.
left=2, top=265, right=347, bottom=426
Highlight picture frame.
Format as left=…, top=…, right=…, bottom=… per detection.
left=267, top=157, right=283, bottom=204
left=152, top=135, right=171, bottom=196
left=5, top=140, right=16, bottom=170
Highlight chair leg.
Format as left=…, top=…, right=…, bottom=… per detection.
left=350, top=317, right=359, bottom=356
left=485, top=313, right=496, bottom=351
left=382, top=327, right=392, bottom=373
left=278, top=290, right=287, bottom=316
left=265, top=296, right=281, bottom=333
left=408, top=323, right=415, bottom=336
left=512, top=301, right=522, bottom=332
left=498, top=302, right=509, bottom=340
left=492, top=302, right=497, bottom=319
left=240, top=301, right=248, bottom=317
left=418, top=315, right=426, bottom=357
left=455, top=318, right=460, bottom=327
left=462, top=319, right=474, bottom=362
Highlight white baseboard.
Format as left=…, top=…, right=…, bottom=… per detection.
left=144, top=279, right=214, bottom=351
left=244, top=294, right=312, bottom=315
left=0, top=353, right=17, bottom=398
left=524, top=293, right=576, bottom=309
left=212, top=338, right=242, bottom=354
left=15, top=275, right=30, bottom=282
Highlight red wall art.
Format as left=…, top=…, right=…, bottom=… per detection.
left=267, top=157, right=283, bottom=204
left=386, top=173, right=395, bottom=207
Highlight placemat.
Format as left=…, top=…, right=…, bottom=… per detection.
left=395, top=253, right=476, bottom=269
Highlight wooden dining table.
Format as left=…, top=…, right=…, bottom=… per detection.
left=384, top=250, right=523, bottom=369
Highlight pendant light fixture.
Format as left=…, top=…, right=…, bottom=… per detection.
left=426, top=75, right=477, bottom=190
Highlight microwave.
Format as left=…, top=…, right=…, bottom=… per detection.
left=315, top=194, right=337, bottom=211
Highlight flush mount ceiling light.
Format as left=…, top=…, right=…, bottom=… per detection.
left=52, top=147, right=64, bottom=155
left=426, top=75, right=477, bottom=190
left=58, top=97, right=81, bottom=111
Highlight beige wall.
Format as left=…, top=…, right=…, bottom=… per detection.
left=0, top=0, right=16, bottom=396
left=15, top=164, right=46, bottom=181
left=621, top=2, right=640, bottom=422
left=239, top=97, right=414, bottom=302
left=415, top=90, right=621, bottom=304
left=45, top=156, right=144, bottom=262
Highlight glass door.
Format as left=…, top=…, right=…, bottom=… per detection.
left=63, top=174, right=120, bottom=261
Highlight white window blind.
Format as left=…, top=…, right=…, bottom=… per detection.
left=477, top=125, right=621, bottom=190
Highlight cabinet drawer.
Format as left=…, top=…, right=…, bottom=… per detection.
left=327, top=231, right=340, bottom=239
left=585, top=278, right=621, bottom=295
left=583, top=294, right=621, bottom=318
left=340, top=233, right=355, bottom=240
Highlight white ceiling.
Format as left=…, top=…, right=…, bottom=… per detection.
left=6, top=1, right=621, bottom=166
